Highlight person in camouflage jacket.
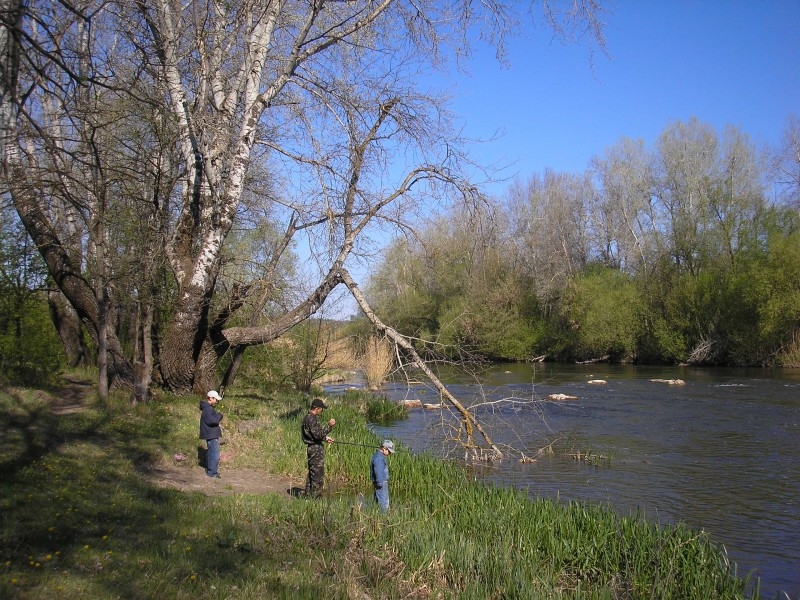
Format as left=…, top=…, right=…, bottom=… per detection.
left=301, top=397, right=335, bottom=498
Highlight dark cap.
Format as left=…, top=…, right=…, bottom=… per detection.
left=311, top=397, right=328, bottom=410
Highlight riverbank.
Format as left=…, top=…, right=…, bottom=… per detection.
left=0, top=378, right=755, bottom=599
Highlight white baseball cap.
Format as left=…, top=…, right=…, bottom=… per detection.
left=207, top=390, right=222, bottom=400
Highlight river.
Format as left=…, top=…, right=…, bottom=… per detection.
left=335, top=364, right=800, bottom=599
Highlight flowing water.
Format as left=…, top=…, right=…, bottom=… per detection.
left=335, top=364, right=800, bottom=599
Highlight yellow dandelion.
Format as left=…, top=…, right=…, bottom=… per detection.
left=190, top=574, right=197, bottom=581
left=102, top=535, right=108, bottom=540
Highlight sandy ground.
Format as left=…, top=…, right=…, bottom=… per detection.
left=143, top=462, right=300, bottom=497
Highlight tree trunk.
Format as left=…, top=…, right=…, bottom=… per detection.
left=159, top=281, right=215, bottom=393
left=97, top=288, right=109, bottom=402
left=11, top=183, right=134, bottom=387
left=133, top=300, right=154, bottom=404
left=48, top=289, right=90, bottom=367
left=219, top=346, right=246, bottom=394
left=193, top=338, right=220, bottom=395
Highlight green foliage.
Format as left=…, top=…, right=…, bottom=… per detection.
left=653, top=216, right=800, bottom=366
left=739, top=212, right=800, bottom=365
left=640, top=314, right=688, bottom=364
left=365, top=395, right=408, bottom=424
left=559, top=266, right=645, bottom=361
left=369, top=213, right=547, bottom=362
left=0, top=209, right=65, bottom=384
left=0, top=295, right=66, bottom=384
left=228, top=321, right=340, bottom=393
left=365, top=239, right=440, bottom=338
left=225, top=343, right=295, bottom=390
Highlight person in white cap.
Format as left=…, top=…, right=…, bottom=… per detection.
left=370, top=439, right=395, bottom=512
left=199, top=390, right=224, bottom=478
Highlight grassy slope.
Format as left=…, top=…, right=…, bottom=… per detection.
left=0, top=381, right=755, bottom=599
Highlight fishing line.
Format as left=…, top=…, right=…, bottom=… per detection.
left=331, top=440, right=407, bottom=452
left=330, top=440, right=380, bottom=449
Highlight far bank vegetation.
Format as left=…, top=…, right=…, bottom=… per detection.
left=365, top=117, right=800, bottom=369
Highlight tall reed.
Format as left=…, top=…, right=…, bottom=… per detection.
left=321, top=334, right=356, bottom=370
left=361, top=336, right=394, bottom=390
left=778, top=329, right=800, bottom=367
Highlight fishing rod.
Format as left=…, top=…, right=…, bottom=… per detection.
left=330, top=440, right=380, bottom=449
left=331, top=439, right=407, bottom=453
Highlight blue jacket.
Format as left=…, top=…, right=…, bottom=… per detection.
left=199, top=401, right=223, bottom=440
left=370, top=449, right=389, bottom=485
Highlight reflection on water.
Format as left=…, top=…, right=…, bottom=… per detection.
left=334, top=364, right=800, bottom=599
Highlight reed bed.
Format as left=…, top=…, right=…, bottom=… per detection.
left=361, top=336, right=394, bottom=390
left=321, top=335, right=357, bottom=370
left=354, top=455, right=751, bottom=598
left=777, top=329, right=800, bottom=367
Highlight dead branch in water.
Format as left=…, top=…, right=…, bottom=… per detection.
left=340, top=267, right=502, bottom=458
left=575, top=355, right=610, bottom=364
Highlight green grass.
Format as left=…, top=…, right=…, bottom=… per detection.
left=0, top=379, right=758, bottom=599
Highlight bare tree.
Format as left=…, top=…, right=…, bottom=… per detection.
left=507, top=170, right=594, bottom=306
left=589, top=137, right=655, bottom=275
left=652, top=118, right=768, bottom=274
left=773, top=114, right=800, bottom=207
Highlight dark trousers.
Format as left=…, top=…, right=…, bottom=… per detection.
left=305, top=444, right=325, bottom=497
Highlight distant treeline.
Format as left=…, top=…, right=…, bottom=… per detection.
left=364, top=117, right=800, bottom=367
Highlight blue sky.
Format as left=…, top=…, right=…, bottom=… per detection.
left=445, top=0, right=800, bottom=192
left=331, top=1, right=800, bottom=318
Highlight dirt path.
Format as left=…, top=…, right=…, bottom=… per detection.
left=143, top=462, right=299, bottom=497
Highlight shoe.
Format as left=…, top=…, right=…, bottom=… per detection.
left=208, top=473, right=221, bottom=478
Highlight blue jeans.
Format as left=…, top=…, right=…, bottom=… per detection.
left=206, top=438, right=220, bottom=476
left=374, top=481, right=389, bottom=512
